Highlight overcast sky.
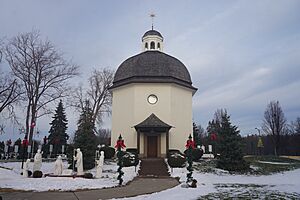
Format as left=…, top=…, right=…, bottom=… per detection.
left=1, top=0, right=300, bottom=141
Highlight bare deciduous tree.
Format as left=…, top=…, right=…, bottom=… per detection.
left=4, top=30, right=78, bottom=142
left=0, top=40, right=21, bottom=117
left=262, top=100, right=287, bottom=156
left=291, top=117, right=300, bottom=135
left=73, top=68, right=114, bottom=132
left=0, top=75, right=21, bottom=115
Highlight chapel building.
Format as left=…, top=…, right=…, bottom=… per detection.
left=111, top=29, right=197, bottom=158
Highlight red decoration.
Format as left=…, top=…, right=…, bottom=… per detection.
left=6, top=139, right=12, bottom=146
left=185, top=139, right=195, bottom=149
left=22, top=139, right=29, bottom=147
left=211, top=133, right=217, bottom=141
left=115, top=140, right=126, bottom=149
left=30, top=122, right=35, bottom=128
left=55, top=138, right=60, bottom=144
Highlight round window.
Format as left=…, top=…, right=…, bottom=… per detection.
left=147, top=94, right=158, bottom=104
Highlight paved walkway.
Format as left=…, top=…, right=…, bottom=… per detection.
left=0, top=177, right=179, bottom=200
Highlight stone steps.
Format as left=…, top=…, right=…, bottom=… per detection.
left=138, top=158, right=170, bottom=177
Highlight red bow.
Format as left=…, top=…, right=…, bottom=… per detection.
left=6, top=139, right=12, bottom=146
left=30, top=122, right=35, bottom=128
left=115, top=140, right=126, bottom=149
left=185, top=140, right=195, bottom=149
left=211, top=133, right=217, bottom=141
left=22, top=139, right=29, bottom=147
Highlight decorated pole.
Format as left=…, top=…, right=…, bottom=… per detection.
left=185, top=134, right=195, bottom=183
left=115, top=134, right=126, bottom=185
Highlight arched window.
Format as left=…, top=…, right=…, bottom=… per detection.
left=157, top=42, right=160, bottom=49
left=150, top=41, right=155, bottom=49
left=145, top=42, right=148, bottom=49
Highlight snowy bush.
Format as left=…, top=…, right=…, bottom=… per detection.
left=184, top=148, right=203, bottom=161
left=33, top=170, right=43, bottom=178
left=84, top=172, right=93, bottom=179
left=123, top=152, right=139, bottom=167
left=167, top=152, right=186, bottom=168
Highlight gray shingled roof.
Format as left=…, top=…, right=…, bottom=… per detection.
left=134, top=113, right=172, bottom=129
left=142, top=30, right=163, bottom=38
left=112, top=51, right=197, bottom=90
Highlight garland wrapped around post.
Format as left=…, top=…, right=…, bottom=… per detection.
left=115, top=134, right=126, bottom=185
left=185, top=134, right=195, bottom=183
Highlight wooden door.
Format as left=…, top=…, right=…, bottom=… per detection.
left=147, top=136, right=158, bottom=158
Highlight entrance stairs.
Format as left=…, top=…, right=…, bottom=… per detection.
left=138, top=158, right=170, bottom=178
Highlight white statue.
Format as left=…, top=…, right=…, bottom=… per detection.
left=54, top=155, right=63, bottom=175
left=23, top=159, right=31, bottom=177
left=96, top=151, right=105, bottom=178
left=74, top=148, right=83, bottom=175
left=33, top=149, right=42, bottom=172
left=201, top=145, right=206, bottom=153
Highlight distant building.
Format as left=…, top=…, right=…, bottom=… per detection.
left=111, top=28, right=197, bottom=158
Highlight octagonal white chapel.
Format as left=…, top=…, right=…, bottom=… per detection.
left=111, top=28, right=197, bottom=158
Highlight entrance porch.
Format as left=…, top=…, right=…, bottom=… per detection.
left=134, top=113, right=172, bottom=158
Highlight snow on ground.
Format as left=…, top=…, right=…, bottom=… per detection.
left=119, top=166, right=300, bottom=200
left=257, top=161, right=292, bottom=165
left=0, top=160, right=139, bottom=191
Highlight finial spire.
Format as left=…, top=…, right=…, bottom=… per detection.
left=150, top=13, right=156, bottom=30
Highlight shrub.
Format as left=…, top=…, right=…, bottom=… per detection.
left=123, top=151, right=139, bottom=167
left=167, top=151, right=186, bottom=168
left=33, top=170, right=43, bottom=178
left=84, top=173, right=93, bottom=179
left=100, top=146, right=115, bottom=159
left=126, top=148, right=138, bottom=154
left=168, top=149, right=182, bottom=157
left=184, top=148, right=204, bottom=161
left=28, top=170, right=32, bottom=177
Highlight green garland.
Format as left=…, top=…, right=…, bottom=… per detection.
left=186, top=145, right=193, bottom=183
left=116, top=147, right=124, bottom=185
left=186, top=134, right=194, bottom=183
left=115, top=135, right=126, bottom=185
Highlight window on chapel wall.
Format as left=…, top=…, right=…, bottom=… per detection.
left=157, top=42, right=160, bottom=49
left=145, top=42, right=148, bottom=49
left=150, top=41, right=155, bottom=49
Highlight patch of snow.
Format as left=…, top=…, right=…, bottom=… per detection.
left=119, top=167, right=300, bottom=200
left=257, top=161, right=292, bottom=165
left=250, top=165, right=260, bottom=170
left=0, top=160, right=139, bottom=191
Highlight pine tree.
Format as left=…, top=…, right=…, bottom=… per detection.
left=193, top=122, right=200, bottom=146
left=216, top=113, right=249, bottom=171
left=48, top=100, right=69, bottom=156
left=73, top=101, right=97, bottom=170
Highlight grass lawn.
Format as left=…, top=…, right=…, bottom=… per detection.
left=198, top=183, right=300, bottom=200
left=192, top=156, right=300, bottom=199
left=245, top=155, right=300, bottom=175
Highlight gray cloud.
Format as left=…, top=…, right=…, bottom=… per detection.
left=0, top=0, right=299, bottom=141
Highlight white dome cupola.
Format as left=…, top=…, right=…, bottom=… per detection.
left=142, top=29, right=164, bottom=52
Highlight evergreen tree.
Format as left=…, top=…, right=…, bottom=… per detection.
left=48, top=100, right=69, bottom=156
left=216, top=112, right=249, bottom=171
left=193, top=122, right=200, bottom=146
left=207, top=109, right=228, bottom=155
left=73, top=101, right=97, bottom=170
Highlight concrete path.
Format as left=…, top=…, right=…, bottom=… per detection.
left=0, top=177, right=179, bottom=200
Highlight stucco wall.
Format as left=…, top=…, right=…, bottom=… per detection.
left=111, top=83, right=193, bottom=154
